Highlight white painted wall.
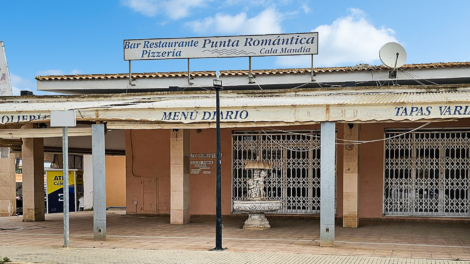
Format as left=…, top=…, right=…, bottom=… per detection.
left=37, top=67, right=470, bottom=94
left=83, top=155, right=93, bottom=210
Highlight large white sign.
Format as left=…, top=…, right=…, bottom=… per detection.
left=124, top=32, right=318, bottom=61
left=0, top=42, right=12, bottom=96
left=2, top=103, right=470, bottom=126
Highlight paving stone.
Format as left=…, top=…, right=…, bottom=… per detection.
left=1, top=212, right=470, bottom=262
left=1, top=246, right=469, bottom=264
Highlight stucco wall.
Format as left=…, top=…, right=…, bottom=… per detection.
left=188, top=129, right=233, bottom=215
left=106, top=156, right=126, bottom=207
left=358, top=119, right=470, bottom=218
left=125, top=129, right=233, bottom=215
left=125, top=121, right=470, bottom=218
left=125, top=125, right=345, bottom=216
left=125, top=130, right=170, bottom=214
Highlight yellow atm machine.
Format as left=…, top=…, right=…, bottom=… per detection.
left=45, top=169, right=84, bottom=214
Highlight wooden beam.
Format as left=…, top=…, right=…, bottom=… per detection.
left=0, top=127, right=92, bottom=139
left=0, top=139, right=22, bottom=147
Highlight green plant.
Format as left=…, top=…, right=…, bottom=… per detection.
left=0, top=256, right=11, bottom=263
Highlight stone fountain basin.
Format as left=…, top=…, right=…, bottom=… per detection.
left=233, top=200, right=282, bottom=213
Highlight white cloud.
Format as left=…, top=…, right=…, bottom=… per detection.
left=70, top=69, right=82, bottom=75
left=121, top=0, right=208, bottom=20
left=37, top=69, right=64, bottom=76
left=186, top=8, right=283, bottom=35
left=276, top=8, right=397, bottom=67
left=10, top=73, right=34, bottom=96
left=10, top=73, right=34, bottom=88
left=224, top=0, right=293, bottom=6
left=11, top=86, right=21, bottom=96
left=36, top=69, right=82, bottom=76
left=301, top=4, right=310, bottom=14
left=121, top=0, right=158, bottom=16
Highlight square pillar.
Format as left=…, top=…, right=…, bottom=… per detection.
left=170, top=129, right=190, bottom=225
left=0, top=149, right=16, bottom=216
left=92, top=124, right=106, bottom=241
left=22, top=138, right=45, bottom=222
left=343, top=124, right=359, bottom=228
left=320, top=122, right=335, bottom=247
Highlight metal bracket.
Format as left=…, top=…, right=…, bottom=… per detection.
left=248, top=57, right=255, bottom=84
left=311, top=55, right=316, bottom=82
left=128, top=61, right=136, bottom=86
left=187, top=59, right=194, bottom=85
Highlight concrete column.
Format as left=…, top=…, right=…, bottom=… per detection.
left=343, top=124, right=360, bottom=228
left=22, top=138, right=45, bottom=222
left=92, top=124, right=106, bottom=241
left=0, top=149, right=16, bottom=216
left=320, top=122, right=335, bottom=247
left=83, top=155, right=94, bottom=210
left=170, top=129, right=190, bottom=225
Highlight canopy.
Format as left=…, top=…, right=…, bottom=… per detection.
left=1, top=85, right=470, bottom=129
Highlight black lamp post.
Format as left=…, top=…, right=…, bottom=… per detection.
left=212, top=78, right=225, bottom=251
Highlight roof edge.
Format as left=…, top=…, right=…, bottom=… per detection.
left=35, top=62, right=470, bottom=81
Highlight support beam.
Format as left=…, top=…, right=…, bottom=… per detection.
left=22, top=137, right=45, bottom=221
left=170, top=129, right=190, bottom=225
left=343, top=124, right=360, bottom=228
left=320, top=122, right=335, bottom=247
left=0, top=127, right=92, bottom=139
left=0, top=149, right=16, bottom=216
left=92, top=124, right=106, bottom=240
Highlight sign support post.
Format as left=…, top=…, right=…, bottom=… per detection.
left=50, top=110, right=76, bottom=248
left=62, top=126, right=69, bottom=247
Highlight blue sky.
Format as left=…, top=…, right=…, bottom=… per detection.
left=2, top=0, right=469, bottom=95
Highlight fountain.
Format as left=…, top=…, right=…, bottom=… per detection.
left=233, top=159, right=282, bottom=230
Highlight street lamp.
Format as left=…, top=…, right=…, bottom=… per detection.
left=212, top=78, right=225, bottom=251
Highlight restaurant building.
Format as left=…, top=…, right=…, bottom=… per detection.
left=1, top=62, right=470, bottom=245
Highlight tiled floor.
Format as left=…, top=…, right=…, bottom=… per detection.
left=1, top=212, right=470, bottom=261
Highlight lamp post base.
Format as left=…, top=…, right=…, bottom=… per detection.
left=209, top=247, right=227, bottom=251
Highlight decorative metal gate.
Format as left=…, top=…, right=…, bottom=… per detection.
left=384, top=130, right=470, bottom=216
left=232, top=131, right=321, bottom=214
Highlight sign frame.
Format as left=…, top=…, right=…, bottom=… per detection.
left=124, top=32, right=318, bottom=61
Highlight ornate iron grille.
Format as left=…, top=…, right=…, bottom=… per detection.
left=232, top=131, right=322, bottom=214
left=384, top=130, right=470, bottom=216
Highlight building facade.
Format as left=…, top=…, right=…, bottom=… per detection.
left=1, top=62, right=470, bottom=243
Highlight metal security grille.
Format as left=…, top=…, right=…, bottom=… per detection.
left=232, top=131, right=321, bottom=214
left=384, top=130, right=470, bottom=216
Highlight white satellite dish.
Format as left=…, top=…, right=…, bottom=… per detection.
left=379, top=42, right=407, bottom=69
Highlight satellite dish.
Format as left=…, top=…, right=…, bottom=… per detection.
left=379, top=42, right=407, bottom=69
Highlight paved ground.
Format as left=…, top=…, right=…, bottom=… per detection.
left=0, top=211, right=470, bottom=262
left=1, top=245, right=469, bottom=264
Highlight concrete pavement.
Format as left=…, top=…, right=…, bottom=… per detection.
left=1, top=212, right=470, bottom=262
left=1, top=245, right=470, bottom=264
